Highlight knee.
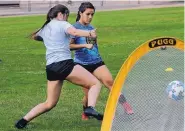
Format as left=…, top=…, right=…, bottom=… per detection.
left=93, top=80, right=102, bottom=89
left=95, top=80, right=102, bottom=88
left=44, top=102, right=57, bottom=111
left=103, top=79, right=114, bottom=89
left=85, top=79, right=102, bottom=89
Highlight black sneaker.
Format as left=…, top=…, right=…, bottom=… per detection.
left=84, top=106, right=103, bottom=121
left=15, top=118, right=28, bottom=129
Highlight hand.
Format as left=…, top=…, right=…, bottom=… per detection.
left=85, top=44, right=93, bottom=49
left=89, top=29, right=97, bottom=38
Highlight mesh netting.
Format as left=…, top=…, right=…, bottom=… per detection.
left=112, top=47, right=184, bottom=131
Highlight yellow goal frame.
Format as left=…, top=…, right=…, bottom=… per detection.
left=101, top=37, right=184, bottom=131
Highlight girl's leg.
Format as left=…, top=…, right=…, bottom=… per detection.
left=93, top=65, right=134, bottom=114
left=66, top=65, right=103, bottom=120
left=66, top=65, right=101, bottom=107
left=82, top=88, right=88, bottom=108
left=81, top=88, right=89, bottom=120
left=15, top=80, right=63, bottom=129
left=93, top=65, right=113, bottom=90
left=80, top=65, right=113, bottom=120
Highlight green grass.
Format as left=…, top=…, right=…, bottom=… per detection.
left=0, top=7, right=183, bottom=131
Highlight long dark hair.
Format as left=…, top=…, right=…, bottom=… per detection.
left=76, top=2, right=95, bottom=22
left=31, top=4, right=69, bottom=37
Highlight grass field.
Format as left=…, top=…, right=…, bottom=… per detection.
left=0, top=6, right=183, bottom=131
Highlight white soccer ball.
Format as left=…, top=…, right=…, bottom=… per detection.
left=166, top=80, right=184, bottom=101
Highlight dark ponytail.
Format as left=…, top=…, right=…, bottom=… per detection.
left=76, top=2, right=95, bottom=22
left=31, top=4, right=69, bottom=37
left=76, top=11, right=81, bottom=22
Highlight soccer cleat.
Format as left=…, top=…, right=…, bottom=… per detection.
left=81, top=112, right=89, bottom=120
left=122, top=102, right=134, bottom=115
left=84, top=106, right=103, bottom=121
left=15, top=118, right=28, bottom=129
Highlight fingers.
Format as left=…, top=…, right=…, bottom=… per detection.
left=89, top=44, right=93, bottom=49
left=91, top=28, right=97, bottom=33
left=85, top=44, right=93, bottom=49
left=90, top=29, right=97, bottom=38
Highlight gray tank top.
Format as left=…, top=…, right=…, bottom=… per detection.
left=37, top=19, right=72, bottom=65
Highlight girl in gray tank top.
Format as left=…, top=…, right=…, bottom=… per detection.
left=15, top=4, right=104, bottom=129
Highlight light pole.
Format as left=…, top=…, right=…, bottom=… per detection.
left=138, top=0, right=140, bottom=4
left=101, top=1, right=104, bottom=6
left=49, top=0, right=52, bottom=8
left=28, top=0, right=31, bottom=12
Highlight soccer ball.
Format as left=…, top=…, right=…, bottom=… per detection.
left=166, top=80, right=184, bottom=101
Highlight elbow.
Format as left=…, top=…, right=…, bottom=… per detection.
left=36, top=36, right=43, bottom=41
left=32, top=35, right=43, bottom=41
left=31, top=34, right=37, bottom=40
left=71, top=30, right=78, bottom=37
left=69, top=45, right=73, bottom=49
left=68, top=28, right=79, bottom=37
left=69, top=44, right=77, bottom=50
left=69, top=45, right=75, bottom=50
left=31, top=35, right=35, bottom=40
left=70, top=48, right=75, bottom=51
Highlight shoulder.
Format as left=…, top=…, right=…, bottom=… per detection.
left=57, top=21, right=72, bottom=32
left=51, top=20, right=72, bottom=27
left=73, top=22, right=80, bottom=28
left=60, top=21, right=72, bottom=26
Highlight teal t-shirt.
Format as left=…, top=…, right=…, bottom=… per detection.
left=72, top=22, right=102, bottom=65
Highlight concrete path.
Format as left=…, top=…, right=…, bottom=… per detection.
left=0, top=1, right=184, bottom=17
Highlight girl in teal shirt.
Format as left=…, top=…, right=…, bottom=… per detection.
left=70, top=2, right=134, bottom=120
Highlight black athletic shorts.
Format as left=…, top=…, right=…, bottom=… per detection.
left=46, top=59, right=75, bottom=81
left=75, top=61, right=105, bottom=73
